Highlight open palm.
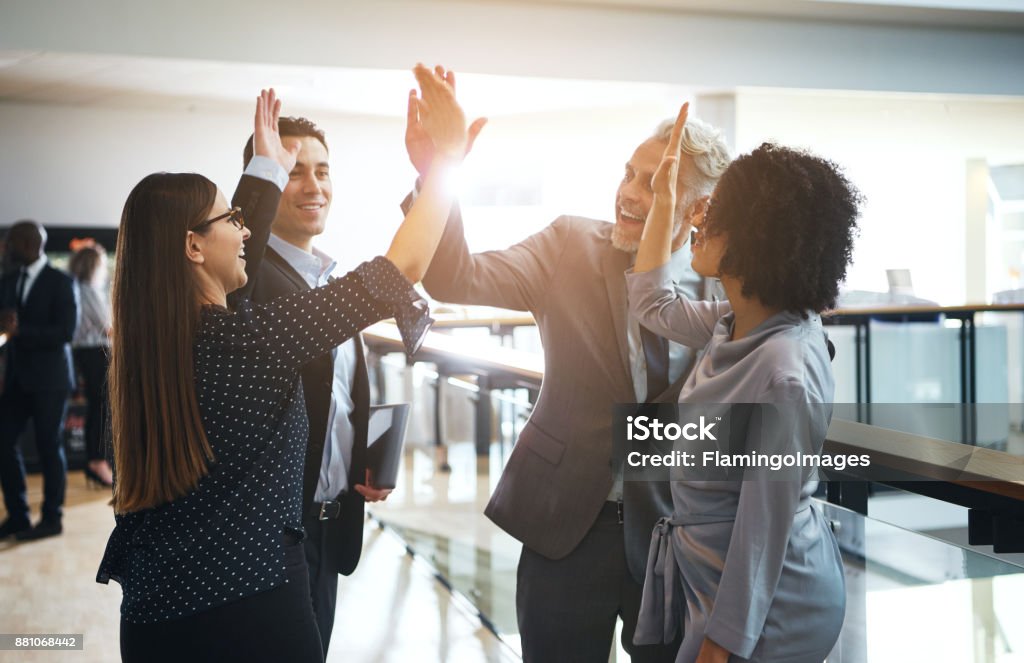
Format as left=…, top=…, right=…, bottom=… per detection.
left=405, top=66, right=487, bottom=176
left=253, top=88, right=299, bottom=173
left=652, top=103, right=689, bottom=200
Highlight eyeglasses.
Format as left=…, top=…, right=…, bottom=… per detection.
left=191, top=207, right=245, bottom=232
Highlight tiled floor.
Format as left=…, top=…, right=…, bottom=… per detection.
left=372, top=441, right=1024, bottom=663
left=3, top=441, right=1024, bottom=662
left=0, top=471, right=514, bottom=663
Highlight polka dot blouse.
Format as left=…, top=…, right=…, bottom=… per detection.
left=96, top=256, right=431, bottom=624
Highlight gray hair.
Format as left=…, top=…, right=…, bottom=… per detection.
left=651, top=115, right=731, bottom=199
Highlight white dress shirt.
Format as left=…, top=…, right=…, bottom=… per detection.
left=609, top=242, right=706, bottom=502
left=267, top=234, right=358, bottom=502
left=17, top=254, right=48, bottom=305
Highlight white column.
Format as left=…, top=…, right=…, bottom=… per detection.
left=693, top=93, right=736, bottom=155
left=964, top=158, right=990, bottom=303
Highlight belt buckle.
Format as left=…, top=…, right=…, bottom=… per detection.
left=319, top=500, right=340, bottom=520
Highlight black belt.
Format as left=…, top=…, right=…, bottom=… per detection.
left=313, top=499, right=343, bottom=521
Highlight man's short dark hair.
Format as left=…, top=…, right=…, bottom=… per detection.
left=6, top=220, right=47, bottom=255
left=704, top=142, right=862, bottom=316
left=242, top=116, right=328, bottom=168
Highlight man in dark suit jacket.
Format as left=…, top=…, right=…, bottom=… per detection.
left=0, top=221, right=79, bottom=541
left=230, top=117, right=392, bottom=657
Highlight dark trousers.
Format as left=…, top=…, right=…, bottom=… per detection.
left=120, top=538, right=323, bottom=663
left=516, top=502, right=680, bottom=663
left=73, top=347, right=109, bottom=462
left=302, top=513, right=340, bottom=658
left=0, top=383, right=69, bottom=523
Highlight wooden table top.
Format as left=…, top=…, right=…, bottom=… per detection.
left=826, top=303, right=1024, bottom=318
left=363, top=322, right=543, bottom=382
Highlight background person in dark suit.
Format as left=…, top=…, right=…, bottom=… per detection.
left=0, top=220, right=79, bottom=540
left=231, top=116, right=395, bottom=657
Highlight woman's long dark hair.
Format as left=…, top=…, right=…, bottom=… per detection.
left=110, top=173, right=217, bottom=513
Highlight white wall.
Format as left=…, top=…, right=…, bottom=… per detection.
left=5, top=87, right=1023, bottom=305
left=0, top=100, right=412, bottom=270
left=733, top=89, right=1024, bottom=303
left=0, top=96, right=688, bottom=271
left=3, top=0, right=1023, bottom=293
left=457, top=102, right=687, bottom=251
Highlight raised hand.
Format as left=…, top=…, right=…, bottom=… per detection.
left=411, top=64, right=468, bottom=163
left=405, top=84, right=435, bottom=177
left=382, top=64, right=483, bottom=283
left=634, top=102, right=689, bottom=274
left=253, top=88, right=300, bottom=173
left=652, top=102, right=688, bottom=202
left=406, top=66, right=487, bottom=176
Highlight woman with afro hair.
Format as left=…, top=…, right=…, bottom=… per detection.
left=627, top=104, right=861, bottom=663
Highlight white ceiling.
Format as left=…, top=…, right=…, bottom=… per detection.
left=1, top=0, right=1021, bottom=115
left=523, top=0, right=1024, bottom=28
left=0, top=50, right=693, bottom=117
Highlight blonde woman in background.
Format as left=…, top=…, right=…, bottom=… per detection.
left=69, top=242, right=113, bottom=488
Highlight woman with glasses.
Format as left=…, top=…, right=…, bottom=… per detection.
left=627, top=105, right=859, bottom=662
left=97, top=66, right=468, bottom=662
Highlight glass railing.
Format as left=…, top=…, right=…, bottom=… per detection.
left=375, top=493, right=1024, bottom=662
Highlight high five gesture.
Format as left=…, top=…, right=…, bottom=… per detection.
left=384, top=65, right=479, bottom=282
left=406, top=66, right=487, bottom=176
left=635, top=103, right=689, bottom=273
left=252, top=88, right=301, bottom=173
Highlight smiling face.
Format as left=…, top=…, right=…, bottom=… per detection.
left=689, top=196, right=726, bottom=279
left=192, top=190, right=252, bottom=297
left=273, top=136, right=332, bottom=251
left=612, top=138, right=697, bottom=253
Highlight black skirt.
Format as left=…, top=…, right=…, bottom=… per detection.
left=119, top=537, right=323, bottom=663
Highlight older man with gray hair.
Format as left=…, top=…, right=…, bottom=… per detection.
left=406, top=71, right=730, bottom=662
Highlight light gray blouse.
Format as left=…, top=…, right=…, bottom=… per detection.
left=626, top=263, right=845, bottom=662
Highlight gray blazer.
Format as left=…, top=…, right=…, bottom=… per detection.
left=420, top=207, right=706, bottom=581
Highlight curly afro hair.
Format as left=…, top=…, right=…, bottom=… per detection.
left=703, top=142, right=862, bottom=316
